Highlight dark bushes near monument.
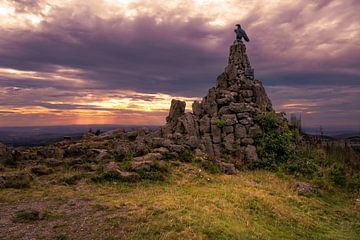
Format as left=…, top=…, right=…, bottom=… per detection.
left=250, top=112, right=360, bottom=192
left=252, top=112, right=295, bottom=170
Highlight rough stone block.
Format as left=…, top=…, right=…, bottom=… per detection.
left=245, top=145, right=258, bottom=162
left=221, top=114, right=238, bottom=126
left=218, top=106, right=232, bottom=115
left=223, top=126, right=234, bottom=134
left=192, top=101, right=203, bottom=116
left=224, top=133, right=235, bottom=151
left=199, top=115, right=211, bottom=133
left=240, top=90, right=253, bottom=98
left=235, top=124, right=247, bottom=138
left=166, top=99, right=185, bottom=124
left=203, top=134, right=214, bottom=156
left=211, top=125, right=222, bottom=143
left=213, top=144, right=222, bottom=157
left=248, top=125, right=262, bottom=138
left=241, top=138, right=254, bottom=145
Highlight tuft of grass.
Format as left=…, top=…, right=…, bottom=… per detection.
left=13, top=210, right=42, bottom=223
left=178, top=150, right=194, bottom=163
left=215, top=119, right=227, bottom=128
left=199, top=160, right=221, bottom=174
left=53, top=235, right=70, bottom=240
left=114, top=153, right=133, bottom=162
left=60, top=173, right=90, bottom=185
left=12, top=208, right=61, bottom=223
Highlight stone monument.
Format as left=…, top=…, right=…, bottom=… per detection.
left=148, top=26, right=276, bottom=165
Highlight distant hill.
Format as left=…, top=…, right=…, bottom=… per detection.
left=302, top=127, right=360, bottom=139
left=0, top=125, right=159, bottom=147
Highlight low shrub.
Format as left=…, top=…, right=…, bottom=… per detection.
left=252, top=112, right=359, bottom=192
left=328, top=164, right=347, bottom=187
left=253, top=113, right=295, bottom=170
left=178, top=150, right=194, bottom=163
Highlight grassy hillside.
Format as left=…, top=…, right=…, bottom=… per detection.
left=1, top=163, right=359, bottom=240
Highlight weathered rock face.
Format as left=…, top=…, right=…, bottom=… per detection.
left=153, top=40, right=275, bottom=163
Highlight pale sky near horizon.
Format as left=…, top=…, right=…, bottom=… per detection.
left=0, top=0, right=359, bottom=128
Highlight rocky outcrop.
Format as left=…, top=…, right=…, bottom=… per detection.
left=0, top=40, right=280, bottom=175
left=146, top=40, right=276, bottom=164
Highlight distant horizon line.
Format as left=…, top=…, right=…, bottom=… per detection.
left=0, top=123, right=358, bottom=132
left=0, top=123, right=162, bottom=128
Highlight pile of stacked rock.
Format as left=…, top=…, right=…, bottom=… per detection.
left=148, top=39, right=276, bottom=163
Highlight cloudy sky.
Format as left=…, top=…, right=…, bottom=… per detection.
left=0, top=0, right=359, bottom=129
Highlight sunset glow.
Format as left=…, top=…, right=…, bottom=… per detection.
left=0, top=0, right=359, bottom=128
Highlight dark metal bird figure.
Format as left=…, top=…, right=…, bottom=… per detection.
left=234, top=24, right=249, bottom=42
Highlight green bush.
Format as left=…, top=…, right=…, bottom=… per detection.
left=284, top=144, right=319, bottom=177
left=255, top=112, right=279, bottom=132
left=252, top=113, right=358, bottom=192
left=253, top=113, right=295, bottom=170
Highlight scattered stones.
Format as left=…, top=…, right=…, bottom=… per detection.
left=104, top=162, right=139, bottom=182
left=31, top=166, right=53, bottom=176
left=131, top=160, right=155, bottom=171
left=46, top=158, right=63, bottom=167
left=94, top=149, right=109, bottom=162
left=293, top=181, right=314, bottom=195
left=218, top=161, right=236, bottom=174
left=64, top=144, right=86, bottom=158
left=153, top=147, right=169, bottom=154
left=37, top=146, right=64, bottom=159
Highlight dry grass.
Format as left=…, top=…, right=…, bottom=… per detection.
left=0, top=164, right=359, bottom=239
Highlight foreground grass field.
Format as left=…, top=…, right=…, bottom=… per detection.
left=1, top=164, right=359, bottom=240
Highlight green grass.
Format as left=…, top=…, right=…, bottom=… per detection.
left=1, top=164, right=358, bottom=239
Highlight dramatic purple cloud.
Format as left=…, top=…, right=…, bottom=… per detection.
left=0, top=0, right=359, bottom=128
